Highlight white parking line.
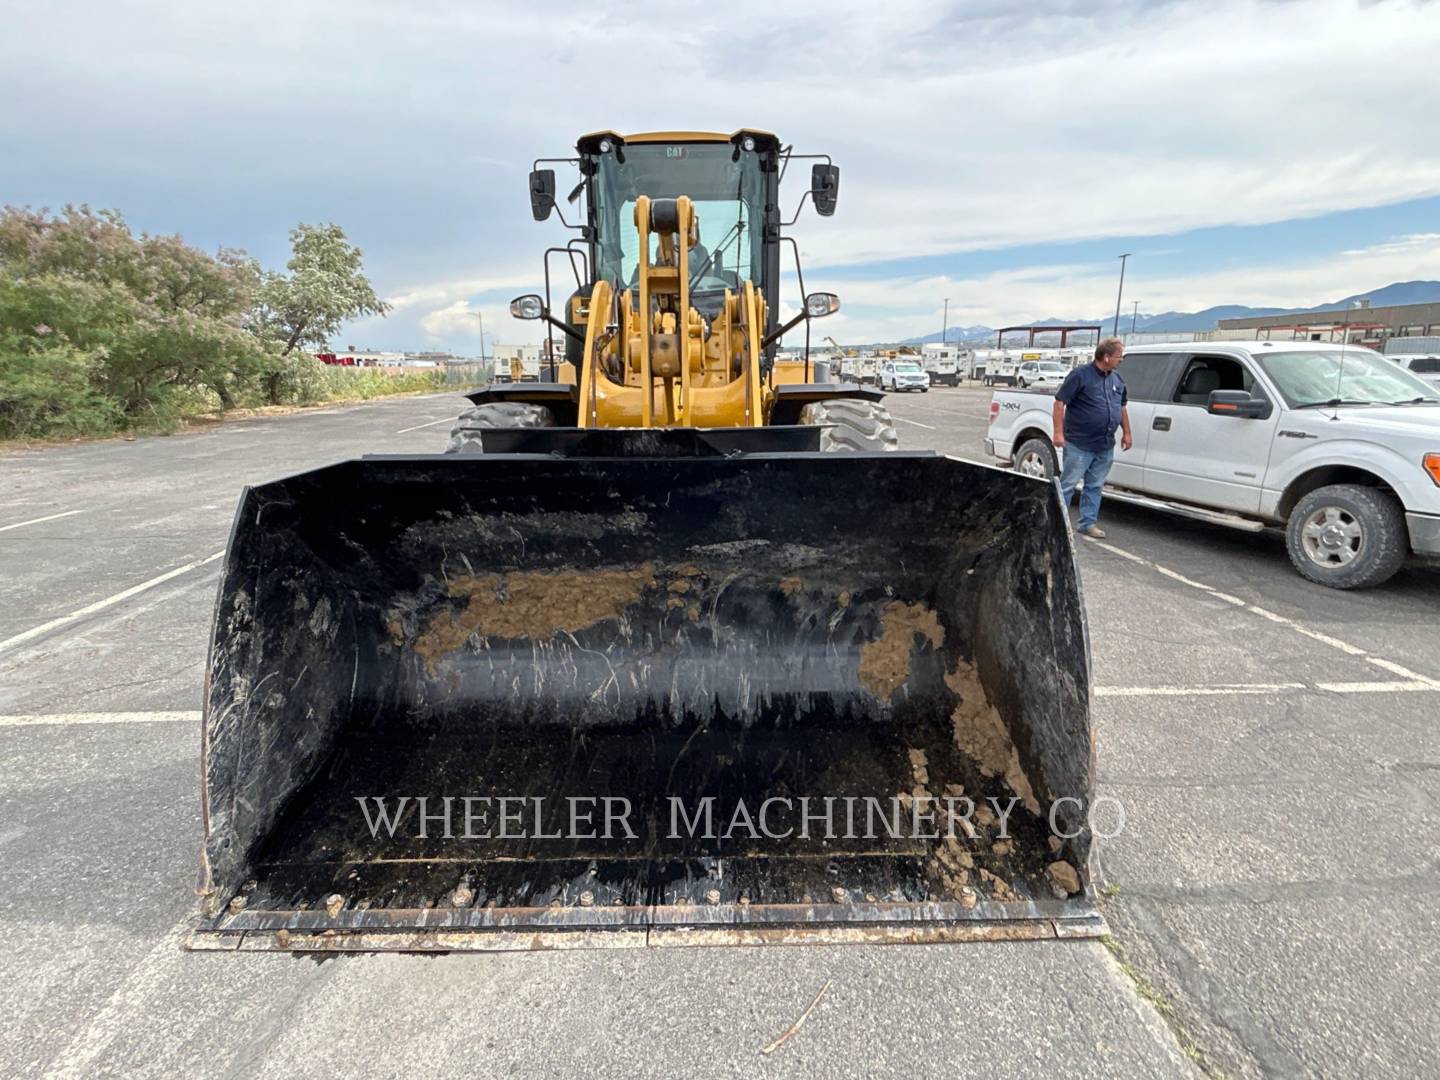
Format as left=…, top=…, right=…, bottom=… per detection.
left=7, top=675, right=1432, bottom=729
left=395, top=417, right=456, bottom=434
left=892, top=417, right=936, bottom=430
left=0, top=509, right=84, bottom=532
left=0, top=711, right=199, bottom=727
left=1083, top=535, right=1440, bottom=686
left=0, top=551, right=224, bottom=655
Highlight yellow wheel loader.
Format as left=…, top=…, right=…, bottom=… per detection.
left=193, top=130, right=1102, bottom=953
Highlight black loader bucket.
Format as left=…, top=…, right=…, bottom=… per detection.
left=193, top=444, right=1102, bottom=952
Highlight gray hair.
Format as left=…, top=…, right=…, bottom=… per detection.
left=1094, top=337, right=1124, bottom=363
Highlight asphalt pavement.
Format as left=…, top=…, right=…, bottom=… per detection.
left=1, top=384, right=1436, bottom=1078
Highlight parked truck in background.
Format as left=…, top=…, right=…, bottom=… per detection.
left=982, top=350, right=1024, bottom=387
left=491, top=344, right=542, bottom=382
left=920, top=343, right=962, bottom=386
left=985, top=340, right=1440, bottom=588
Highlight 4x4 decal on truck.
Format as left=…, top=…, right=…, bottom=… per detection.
left=1278, top=430, right=1319, bottom=439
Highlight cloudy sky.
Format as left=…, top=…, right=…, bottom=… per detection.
left=3, top=0, right=1439, bottom=351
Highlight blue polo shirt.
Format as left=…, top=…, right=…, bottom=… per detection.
left=1056, top=362, right=1127, bottom=453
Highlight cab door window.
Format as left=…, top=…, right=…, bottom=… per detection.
left=1172, top=355, right=1260, bottom=406
left=1118, top=352, right=1184, bottom=403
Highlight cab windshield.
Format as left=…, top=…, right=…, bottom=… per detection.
left=591, top=142, right=766, bottom=301
left=1256, top=349, right=1440, bottom=407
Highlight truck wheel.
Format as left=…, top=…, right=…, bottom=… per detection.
left=1014, top=437, right=1058, bottom=480
left=1285, top=484, right=1407, bottom=588
left=444, top=401, right=556, bottom=454
left=800, top=399, right=900, bottom=453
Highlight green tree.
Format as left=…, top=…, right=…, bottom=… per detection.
left=0, top=206, right=268, bottom=415
left=247, top=223, right=390, bottom=404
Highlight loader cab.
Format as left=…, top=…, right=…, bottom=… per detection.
left=576, top=131, right=781, bottom=328
left=527, top=130, right=835, bottom=359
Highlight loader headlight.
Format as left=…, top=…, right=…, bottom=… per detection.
left=1424, top=452, right=1440, bottom=486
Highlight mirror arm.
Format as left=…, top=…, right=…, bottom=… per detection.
left=543, top=311, right=587, bottom=345
left=762, top=310, right=810, bottom=352
left=782, top=189, right=814, bottom=228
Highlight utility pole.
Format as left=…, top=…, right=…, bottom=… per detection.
left=1130, top=300, right=1141, bottom=336
left=1112, top=254, right=1131, bottom=337
left=942, top=297, right=949, bottom=351
left=476, top=310, right=487, bottom=363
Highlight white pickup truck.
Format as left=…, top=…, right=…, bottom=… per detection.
left=984, top=341, right=1440, bottom=588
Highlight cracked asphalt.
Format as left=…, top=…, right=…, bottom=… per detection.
left=1, top=385, right=1437, bottom=1078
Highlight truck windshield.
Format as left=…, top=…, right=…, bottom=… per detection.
left=896, top=364, right=922, bottom=372
left=591, top=142, right=766, bottom=298
left=1257, top=349, right=1440, bottom=406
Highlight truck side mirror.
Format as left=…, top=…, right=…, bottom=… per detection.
left=529, top=169, right=556, bottom=221
left=811, top=164, right=840, bottom=216
left=1207, top=389, right=1272, bottom=419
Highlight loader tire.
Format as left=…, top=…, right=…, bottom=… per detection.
left=444, top=402, right=556, bottom=454
left=799, top=398, right=899, bottom=453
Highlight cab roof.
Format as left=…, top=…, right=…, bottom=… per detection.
left=576, top=129, right=780, bottom=153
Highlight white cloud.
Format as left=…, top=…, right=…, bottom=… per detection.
left=777, top=231, right=1440, bottom=343
left=4, top=0, right=1439, bottom=350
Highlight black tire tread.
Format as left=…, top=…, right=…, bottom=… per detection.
left=799, top=398, right=899, bottom=453
left=444, top=402, right=556, bottom=454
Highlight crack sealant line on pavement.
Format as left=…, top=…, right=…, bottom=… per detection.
left=1083, top=535, right=1440, bottom=688
left=0, top=550, right=225, bottom=656
left=1097, top=681, right=1436, bottom=698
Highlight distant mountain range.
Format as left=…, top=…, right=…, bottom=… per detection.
left=900, top=280, right=1440, bottom=345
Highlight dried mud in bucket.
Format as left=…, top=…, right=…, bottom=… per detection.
left=198, top=453, right=1094, bottom=945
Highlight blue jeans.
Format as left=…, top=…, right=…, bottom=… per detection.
left=1059, top=443, right=1114, bottom=530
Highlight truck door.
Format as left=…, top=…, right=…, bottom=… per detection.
left=1105, top=351, right=1182, bottom=489
left=1142, top=353, right=1278, bottom=513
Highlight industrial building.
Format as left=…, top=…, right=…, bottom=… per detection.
left=1218, top=300, right=1440, bottom=348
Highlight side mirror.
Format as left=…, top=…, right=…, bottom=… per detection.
left=805, top=292, right=840, bottom=318
left=811, top=164, right=840, bottom=216
left=1207, top=389, right=1272, bottom=419
left=510, top=294, right=544, bottom=320
left=529, top=169, right=556, bottom=221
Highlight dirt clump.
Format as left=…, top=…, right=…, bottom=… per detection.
left=945, top=659, right=1041, bottom=815
left=858, top=601, right=945, bottom=700
left=978, top=868, right=1017, bottom=902
left=1046, top=861, right=1081, bottom=896
left=411, top=564, right=656, bottom=675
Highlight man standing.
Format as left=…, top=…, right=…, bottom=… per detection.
left=1052, top=337, right=1132, bottom=538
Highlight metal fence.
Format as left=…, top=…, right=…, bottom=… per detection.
left=438, top=362, right=493, bottom=386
